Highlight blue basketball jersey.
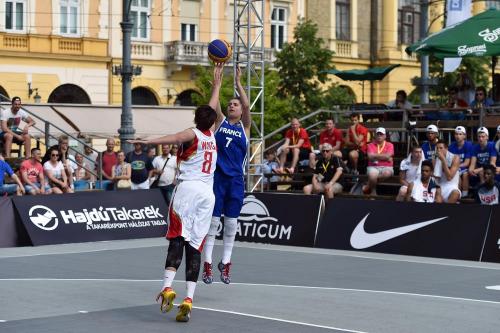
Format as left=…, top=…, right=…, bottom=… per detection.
left=215, top=117, right=248, bottom=177
left=449, top=140, right=473, bottom=164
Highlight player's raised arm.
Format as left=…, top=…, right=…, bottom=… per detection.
left=129, top=128, right=195, bottom=146
left=235, top=66, right=251, bottom=137
left=210, top=63, right=224, bottom=129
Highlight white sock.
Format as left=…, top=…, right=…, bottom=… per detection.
left=186, top=281, right=196, bottom=300
left=462, top=190, right=468, bottom=197
left=203, top=216, right=220, bottom=264
left=222, top=217, right=237, bottom=264
left=162, top=269, right=176, bottom=290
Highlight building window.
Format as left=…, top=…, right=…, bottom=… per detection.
left=181, top=23, right=197, bottom=41
left=485, top=1, right=500, bottom=9
left=398, top=0, right=421, bottom=45
left=271, top=7, right=286, bottom=50
left=60, top=0, right=79, bottom=35
left=336, top=0, right=350, bottom=41
left=131, top=0, right=150, bottom=40
left=5, top=0, right=26, bottom=31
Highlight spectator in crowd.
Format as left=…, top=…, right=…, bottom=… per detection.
left=111, top=150, right=131, bottom=190
left=342, top=112, right=368, bottom=175
left=303, top=143, right=344, bottom=199
left=405, top=160, right=443, bottom=203
left=446, top=87, right=468, bottom=108
left=20, top=148, right=51, bottom=195
left=259, top=149, right=279, bottom=189
left=456, top=71, right=475, bottom=104
left=0, top=97, right=35, bottom=158
left=147, top=146, right=157, bottom=159
left=433, top=140, right=461, bottom=203
left=42, top=135, right=76, bottom=188
left=421, top=124, right=439, bottom=161
left=276, top=117, right=312, bottom=174
left=73, top=153, right=91, bottom=191
left=363, top=127, right=394, bottom=195
left=470, top=86, right=494, bottom=109
left=439, top=87, right=468, bottom=120
left=0, top=154, right=25, bottom=196
left=309, top=119, right=342, bottom=169
left=43, top=147, right=73, bottom=194
left=387, top=90, right=413, bottom=110
left=151, top=143, right=177, bottom=205
left=95, top=138, right=117, bottom=190
left=396, top=145, right=424, bottom=201
left=469, top=127, right=497, bottom=183
left=475, top=164, right=499, bottom=205
left=83, top=142, right=98, bottom=181
left=126, top=140, right=153, bottom=190
left=448, top=126, right=473, bottom=197
left=496, top=125, right=500, bottom=180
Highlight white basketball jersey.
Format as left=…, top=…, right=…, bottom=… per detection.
left=177, top=128, right=217, bottom=184
left=434, top=151, right=459, bottom=188
left=411, top=178, right=439, bottom=203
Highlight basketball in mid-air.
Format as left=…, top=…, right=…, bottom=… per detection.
left=208, top=39, right=232, bottom=63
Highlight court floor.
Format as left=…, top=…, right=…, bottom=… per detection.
left=0, top=238, right=499, bottom=333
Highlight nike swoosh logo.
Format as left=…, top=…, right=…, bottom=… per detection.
left=350, top=214, right=448, bottom=249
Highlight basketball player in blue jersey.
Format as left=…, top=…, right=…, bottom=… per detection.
left=202, top=63, right=250, bottom=285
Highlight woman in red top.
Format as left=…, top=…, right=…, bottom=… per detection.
left=276, top=118, right=311, bottom=174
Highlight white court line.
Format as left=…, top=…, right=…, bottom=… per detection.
left=485, top=285, right=500, bottom=291
left=1, top=278, right=499, bottom=306
left=0, top=320, right=7, bottom=322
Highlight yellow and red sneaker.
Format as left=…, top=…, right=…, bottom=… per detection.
left=156, top=287, right=176, bottom=313
left=176, top=297, right=193, bottom=322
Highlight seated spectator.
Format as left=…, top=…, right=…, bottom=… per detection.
left=496, top=125, right=500, bottom=181
left=363, top=127, right=394, bottom=195
left=95, top=138, right=117, bottom=190
left=434, top=140, right=461, bottom=203
left=470, top=86, right=494, bottom=109
left=406, top=160, right=443, bottom=203
left=0, top=97, right=35, bottom=158
left=469, top=127, right=497, bottom=183
left=150, top=144, right=177, bottom=204
left=73, top=153, right=91, bottom=191
left=42, top=135, right=76, bottom=189
left=43, top=147, right=73, bottom=194
left=83, top=143, right=98, bottom=181
left=396, top=145, right=424, bottom=201
left=387, top=90, right=413, bottom=110
left=475, top=164, right=499, bottom=205
left=303, top=143, right=344, bottom=199
left=276, top=118, right=312, bottom=174
left=445, top=87, right=468, bottom=108
left=0, top=155, right=25, bottom=196
left=448, top=126, right=473, bottom=197
left=342, top=112, right=368, bottom=175
left=20, top=148, right=52, bottom=195
left=112, top=150, right=131, bottom=190
left=456, top=71, right=476, bottom=104
left=309, top=119, right=342, bottom=169
left=421, top=125, right=439, bottom=161
left=126, top=141, right=153, bottom=190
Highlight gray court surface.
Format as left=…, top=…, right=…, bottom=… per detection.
left=1, top=238, right=499, bottom=333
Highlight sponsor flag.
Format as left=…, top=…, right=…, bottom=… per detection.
left=444, top=0, right=472, bottom=72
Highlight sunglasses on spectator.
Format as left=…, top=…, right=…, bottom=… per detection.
left=51, top=153, right=59, bottom=157
left=321, top=150, right=331, bottom=153
left=475, top=93, right=484, bottom=96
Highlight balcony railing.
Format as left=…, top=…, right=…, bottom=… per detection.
left=332, top=40, right=358, bottom=58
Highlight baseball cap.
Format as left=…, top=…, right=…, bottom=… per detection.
left=454, top=126, right=466, bottom=134
left=426, top=124, right=439, bottom=133
left=477, top=127, right=489, bottom=136
left=375, top=127, right=386, bottom=135
left=321, top=143, right=333, bottom=151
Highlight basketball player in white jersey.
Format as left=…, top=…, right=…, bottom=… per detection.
left=433, top=140, right=461, bottom=203
left=129, top=69, right=221, bottom=322
left=406, top=160, right=443, bottom=203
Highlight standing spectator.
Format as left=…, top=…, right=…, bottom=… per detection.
left=421, top=125, right=439, bottom=161
left=83, top=143, right=98, bottom=181
left=258, top=150, right=279, bottom=189
left=449, top=126, right=474, bottom=197
left=0, top=155, right=25, bottom=196
left=309, top=119, right=342, bottom=169
left=151, top=144, right=177, bottom=205
left=475, top=164, right=499, bottom=205
left=73, top=153, right=91, bottom=191
left=43, top=147, right=73, bottom=194
left=342, top=113, right=369, bottom=175
left=303, top=143, right=344, bottom=199
left=494, top=125, right=500, bottom=181
left=470, top=86, right=494, bottom=108
left=469, top=127, right=497, bottom=183
left=363, top=127, right=394, bottom=195
left=434, top=140, right=461, bottom=203
left=276, top=118, right=312, bottom=174
left=20, top=148, right=51, bottom=195
left=126, top=141, right=153, bottom=190
left=95, top=138, right=117, bottom=190
left=112, top=151, right=131, bottom=190
left=396, top=145, right=424, bottom=201
left=147, top=146, right=157, bottom=159
left=406, top=160, right=443, bottom=203
left=0, top=97, right=35, bottom=158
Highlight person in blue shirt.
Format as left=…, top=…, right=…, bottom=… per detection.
left=495, top=125, right=500, bottom=182
left=469, top=86, right=495, bottom=108
left=469, top=127, right=497, bottom=184
left=0, top=157, right=25, bottom=196
left=421, top=124, right=439, bottom=161
left=448, top=126, right=473, bottom=197
left=202, top=64, right=250, bottom=285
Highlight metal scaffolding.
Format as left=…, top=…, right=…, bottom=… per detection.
left=233, top=0, right=265, bottom=192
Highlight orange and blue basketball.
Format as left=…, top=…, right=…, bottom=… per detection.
left=208, top=39, right=232, bottom=63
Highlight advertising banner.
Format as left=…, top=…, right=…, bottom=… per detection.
left=215, top=193, right=322, bottom=247
left=480, top=206, right=500, bottom=263
left=0, top=197, right=18, bottom=247
left=12, top=190, right=168, bottom=246
left=316, top=198, right=490, bottom=261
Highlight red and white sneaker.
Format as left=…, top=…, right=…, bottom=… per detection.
left=218, top=261, right=232, bottom=284
left=202, top=262, right=213, bottom=284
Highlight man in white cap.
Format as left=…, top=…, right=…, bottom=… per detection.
left=363, top=127, right=394, bottom=195
left=449, top=126, right=474, bottom=197
left=469, top=127, right=497, bottom=183
left=303, top=143, right=344, bottom=199
left=421, top=124, right=439, bottom=161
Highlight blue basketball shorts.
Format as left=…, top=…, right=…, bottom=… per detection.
left=212, top=171, right=245, bottom=218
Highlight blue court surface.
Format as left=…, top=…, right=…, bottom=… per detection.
left=0, top=238, right=499, bottom=333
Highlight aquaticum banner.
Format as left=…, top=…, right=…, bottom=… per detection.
left=215, top=193, right=322, bottom=247
left=12, top=190, right=168, bottom=246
